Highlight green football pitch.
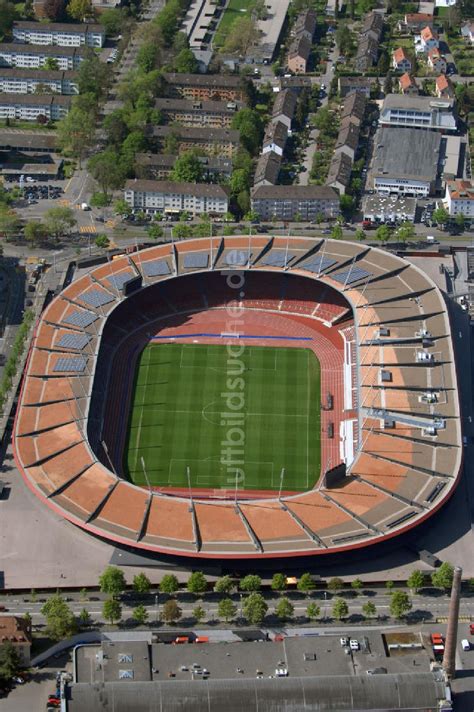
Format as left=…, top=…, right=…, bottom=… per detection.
left=123, top=343, right=321, bottom=492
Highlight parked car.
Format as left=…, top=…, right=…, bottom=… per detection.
left=461, top=639, right=470, bottom=651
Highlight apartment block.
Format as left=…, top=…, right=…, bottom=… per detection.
left=251, top=185, right=340, bottom=221
left=150, top=126, right=239, bottom=158
left=0, top=618, right=32, bottom=667
left=443, top=179, right=474, bottom=217
left=0, top=93, right=71, bottom=121
left=124, top=179, right=229, bottom=216
left=0, top=68, right=79, bottom=95
left=154, top=97, right=242, bottom=129
left=135, top=153, right=232, bottom=182
left=12, top=21, right=105, bottom=48
left=163, top=73, right=246, bottom=102
left=0, top=44, right=87, bottom=70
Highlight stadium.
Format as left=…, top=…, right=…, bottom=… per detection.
left=13, top=236, right=462, bottom=560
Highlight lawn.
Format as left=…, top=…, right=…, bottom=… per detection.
left=213, top=0, right=250, bottom=47
left=124, top=343, right=321, bottom=492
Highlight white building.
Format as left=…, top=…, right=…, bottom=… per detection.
left=12, top=21, right=105, bottom=48
left=251, top=185, right=340, bottom=221
left=0, top=69, right=78, bottom=95
left=0, top=44, right=87, bottom=70
left=124, top=180, right=229, bottom=216
left=0, top=93, right=71, bottom=121
left=435, top=0, right=456, bottom=7
left=379, top=94, right=457, bottom=132
left=443, top=179, right=474, bottom=217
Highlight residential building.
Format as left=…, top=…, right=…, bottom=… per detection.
left=354, top=36, right=379, bottom=72
left=150, top=126, right=239, bottom=158
left=370, top=126, right=441, bottom=197
left=400, top=13, right=434, bottom=33
left=392, top=47, right=412, bottom=72
left=461, top=22, right=474, bottom=44
left=12, top=21, right=105, bottom=48
left=427, top=48, right=447, bottom=74
left=325, top=0, right=337, bottom=17
left=443, top=179, right=474, bottom=217
left=251, top=185, right=340, bottom=221
left=0, top=93, right=70, bottom=121
left=271, top=89, right=297, bottom=129
left=135, top=153, right=232, bottom=182
left=287, top=34, right=312, bottom=74
left=399, top=73, right=419, bottom=95
left=262, top=120, right=288, bottom=156
left=163, top=73, right=246, bottom=102
left=341, top=92, right=366, bottom=124
left=435, top=74, right=454, bottom=98
left=124, top=179, right=229, bottom=216
left=154, top=98, right=242, bottom=128
left=379, top=94, right=456, bottom=132
left=293, top=8, right=316, bottom=42
left=253, top=151, right=281, bottom=186
left=0, top=68, right=79, bottom=95
left=360, top=11, right=384, bottom=41
left=338, top=76, right=373, bottom=98
left=279, top=75, right=312, bottom=94
left=0, top=617, right=32, bottom=666
left=435, top=0, right=456, bottom=6
left=362, top=194, right=417, bottom=222
left=253, top=0, right=291, bottom=64
left=419, top=26, right=439, bottom=52
left=327, top=152, right=353, bottom=195
left=334, top=116, right=360, bottom=161
left=0, top=44, right=87, bottom=70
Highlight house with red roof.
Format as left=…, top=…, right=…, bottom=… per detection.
left=392, top=47, right=412, bottom=72
left=399, top=73, right=419, bottom=95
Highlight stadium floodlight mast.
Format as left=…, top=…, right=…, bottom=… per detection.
left=101, top=439, right=119, bottom=477
left=278, top=468, right=285, bottom=502
left=140, top=456, right=152, bottom=494
left=187, top=466, right=193, bottom=511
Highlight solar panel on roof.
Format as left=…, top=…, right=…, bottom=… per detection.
left=331, top=266, right=372, bottom=285
left=302, top=256, right=337, bottom=273
left=63, top=310, right=98, bottom=328
left=143, top=260, right=170, bottom=277
left=183, top=253, right=209, bottom=269
left=225, top=250, right=251, bottom=267
left=261, top=251, right=295, bottom=267
left=80, top=289, right=114, bottom=308
left=53, top=356, right=87, bottom=373
left=107, top=272, right=135, bottom=289
left=57, top=333, right=91, bottom=350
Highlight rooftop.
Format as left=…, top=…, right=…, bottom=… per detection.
left=372, top=126, right=441, bottom=182
left=0, top=616, right=31, bottom=644
left=0, top=43, right=88, bottom=56
left=288, top=34, right=312, bottom=60
left=0, top=68, right=78, bottom=80
left=399, top=73, right=417, bottom=90
left=382, top=93, right=454, bottom=111
left=252, top=185, right=338, bottom=201
left=447, top=179, right=474, bottom=200
left=163, top=72, right=243, bottom=88
left=327, top=152, right=353, bottom=187
left=0, top=93, right=71, bottom=106
left=272, top=89, right=297, bottom=120
left=254, top=151, right=281, bottom=185
left=151, top=126, right=240, bottom=143
left=13, top=21, right=103, bottom=33
left=341, top=92, right=366, bottom=121
left=124, top=179, right=228, bottom=199
left=154, top=97, right=242, bottom=113
left=393, top=47, right=410, bottom=62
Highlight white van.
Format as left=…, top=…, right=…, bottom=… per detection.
left=461, top=639, right=470, bottom=651
left=426, top=235, right=435, bottom=243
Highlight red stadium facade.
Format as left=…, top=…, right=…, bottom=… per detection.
left=13, top=237, right=462, bottom=559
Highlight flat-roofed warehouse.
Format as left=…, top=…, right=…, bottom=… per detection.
left=370, top=127, right=442, bottom=197
left=67, top=672, right=451, bottom=712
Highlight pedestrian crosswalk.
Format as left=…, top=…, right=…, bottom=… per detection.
left=79, top=225, right=97, bottom=234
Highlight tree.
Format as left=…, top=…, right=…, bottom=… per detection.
left=306, top=602, right=320, bottom=621
left=297, top=573, right=314, bottom=594
left=133, top=573, right=151, bottom=595
left=22, top=612, right=32, bottom=632
left=43, top=0, right=65, bottom=20
left=100, top=7, right=126, bottom=36
left=77, top=53, right=110, bottom=100
left=68, top=0, right=93, bottom=21
left=386, top=580, right=394, bottom=590
left=114, top=198, right=131, bottom=218
left=275, top=597, right=294, bottom=621
left=271, top=573, right=287, bottom=592
left=389, top=590, right=412, bottom=619
left=78, top=608, right=91, bottom=628
left=407, top=570, right=425, bottom=594
left=396, top=221, right=415, bottom=244
left=103, top=598, right=122, bottom=625
left=173, top=48, right=198, bottom=73
left=147, top=224, right=164, bottom=240
left=161, top=599, right=182, bottom=624
left=455, top=213, right=466, bottom=231
left=331, top=224, right=343, bottom=240
left=222, top=16, right=259, bottom=56
left=41, top=594, right=77, bottom=640
left=57, top=105, right=95, bottom=166
left=332, top=597, right=349, bottom=620
left=339, top=195, right=354, bottom=215
left=44, top=206, right=76, bottom=241
left=375, top=224, right=391, bottom=244
left=240, top=574, right=261, bottom=592
left=88, top=149, right=125, bottom=199
left=0, top=641, right=20, bottom=683
left=327, top=577, right=344, bottom=593
left=95, top=234, right=110, bottom=250
left=24, top=0, right=35, bottom=18
left=218, top=597, right=237, bottom=622
left=0, top=0, right=16, bottom=39
left=214, top=575, right=235, bottom=594
left=171, top=151, right=204, bottom=183
left=362, top=601, right=377, bottom=619
left=351, top=579, right=363, bottom=595
left=431, top=562, right=454, bottom=591
left=231, top=108, right=264, bottom=156
left=242, top=592, right=268, bottom=625
left=355, top=228, right=366, bottom=241
left=384, top=72, right=393, bottom=96
left=24, top=220, right=48, bottom=247
left=90, top=192, right=109, bottom=209
left=187, top=571, right=207, bottom=596
left=0, top=210, right=21, bottom=241
left=131, top=604, right=149, bottom=625
left=192, top=605, right=206, bottom=623
left=432, top=206, right=449, bottom=229
left=99, top=565, right=126, bottom=597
